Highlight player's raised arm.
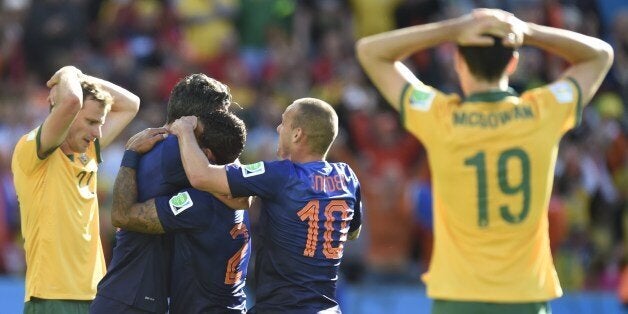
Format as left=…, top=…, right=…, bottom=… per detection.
left=170, top=116, right=233, bottom=196
left=522, top=22, right=613, bottom=105
left=84, top=73, right=140, bottom=148
left=39, top=66, right=84, bottom=158
left=355, top=14, right=472, bottom=111
left=356, top=10, right=525, bottom=111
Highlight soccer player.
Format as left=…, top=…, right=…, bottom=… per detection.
left=109, top=111, right=250, bottom=313
left=12, top=65, right=140, bottom=313
left=91, top=74, right=246, bottom=313
left=169, top=97, right=363, bottom=313
left=356, top=8, right=613, bottom=314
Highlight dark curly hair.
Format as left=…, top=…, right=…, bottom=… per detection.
left=166, top=74, right=232, bottom=124
left=197, top=111, right=247, bottom=165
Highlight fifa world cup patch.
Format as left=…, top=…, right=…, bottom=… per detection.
left=169, top=191, right=193, bottom=215
left=408, top=87, right=435, bottom=111
left=549, top=81, right=574, bottom=104
left=242, top=162, right=265, bottom=177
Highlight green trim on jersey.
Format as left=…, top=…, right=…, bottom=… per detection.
left=432, top=300, right=551, bottom=314
left=464, top=88, right=518, bottom=103
left=35, top=125, right=44, bottom=160
left=565, top=77, right=583, bottom=126
left=35, top=124, right=62, bottom=161
left=399, top=83, right=412, bottom=125
left=95, top=138, right=102, bottom=164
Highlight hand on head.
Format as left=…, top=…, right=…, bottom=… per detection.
left=169, top=116, right=198, bottom=137
left=46, top=66, right=82, bottom=88
left=125, top=127, right=168, bottom=154
left=458, top=8, right=528, bottom=48
left=47, top=85, right=58, bottom=108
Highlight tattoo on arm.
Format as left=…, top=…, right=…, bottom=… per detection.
left=124, top=199, right=165, bottom=234
left=112, top=167, right=165, bottom=234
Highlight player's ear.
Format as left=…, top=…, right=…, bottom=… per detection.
left=505, top=51, right=519, bottom=76
left=202, top=148, right=216, bottom=163
left=454, top=49, right=465, bottom=75
left=292, top=127, right=302, bottom=143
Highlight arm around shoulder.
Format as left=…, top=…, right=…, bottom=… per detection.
left=111, top=155, right=165, bottom=234
left=186, top=163, right=232, bottom=197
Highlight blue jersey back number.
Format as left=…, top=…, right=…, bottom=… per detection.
left=297, top=200, right=350, bottom=259
left=225, top=222, right=249, bottom=285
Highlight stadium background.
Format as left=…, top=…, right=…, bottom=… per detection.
left=0, top=0, right=626, bottom=313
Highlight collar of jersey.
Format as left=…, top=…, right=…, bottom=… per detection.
left=464, top=88, right=518, bottom=103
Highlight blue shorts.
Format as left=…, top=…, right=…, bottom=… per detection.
left=90, top=295, right=155, bottom=314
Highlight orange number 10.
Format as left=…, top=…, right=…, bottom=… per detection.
left=297, top=200, right=350, bottom=259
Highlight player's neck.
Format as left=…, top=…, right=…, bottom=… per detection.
left=463, top=76, right=509, bottom=96
left=290, top=149, right=325, bottom=164
left=60, top=141, right=73, bottom=155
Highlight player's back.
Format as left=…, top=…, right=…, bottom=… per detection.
left=94, top=135, right=187, bottom=313
left=226, top=160, right=362, bottom=313
left=400, top=80, right=581, bottom=301
left=154, top=188, right=250, bottom=313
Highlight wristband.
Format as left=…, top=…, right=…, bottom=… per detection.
left=121, top=150, right=141, bottom=169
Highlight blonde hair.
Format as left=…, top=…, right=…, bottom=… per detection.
left=291, top=98, right=338, bottom=156
left=81, top=80, right=113, bottom=112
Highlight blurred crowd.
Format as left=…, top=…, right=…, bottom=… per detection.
left=0, top=0, right=626, bottom=296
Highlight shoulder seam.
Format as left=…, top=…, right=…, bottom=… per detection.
left=565, top=77, right=583, bottom=126
left=399, top=83, right=411, bottom=126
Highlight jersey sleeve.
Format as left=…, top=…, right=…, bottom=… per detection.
left=154, top=188, right=215, bottom=233
left=225, top=160, right=290, bottom=199
left=399, top=82, right=459, bottom=147
left=349, top=183, right=362, bottom=233
left=13, top=127, right=46, bottom=175
left=161, top=136, right=190, bottom=186
left=521, top=77, right=582, bottom=135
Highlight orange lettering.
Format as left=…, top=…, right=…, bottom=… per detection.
left=324, top=177, right=335, bottom=192
left=334, top=175, right=345, bottom=191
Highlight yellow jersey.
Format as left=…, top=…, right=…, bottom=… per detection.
left=400, top=78, right=581, bottom=302
left=12, top=126, right=106, bottom=302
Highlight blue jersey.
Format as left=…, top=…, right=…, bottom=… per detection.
left=137, top=135, right=188, bottom=201
left=94, top=135, right=187, bottom=313
left=226, top=160, right=362, bottom=313
left=155, top=188, right=251, bottom=313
